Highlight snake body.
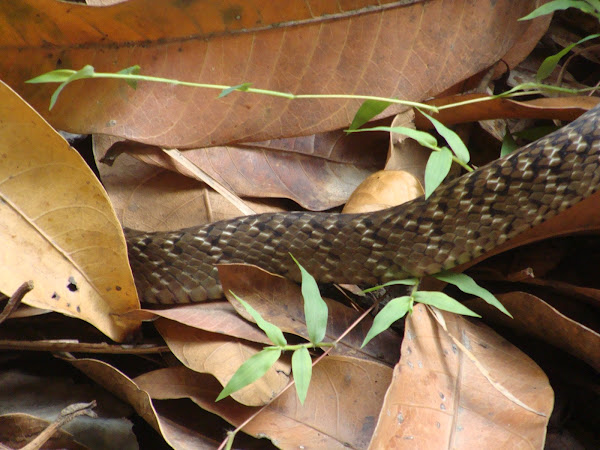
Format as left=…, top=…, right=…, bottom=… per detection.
left=126, top=105, right=600, bottom=304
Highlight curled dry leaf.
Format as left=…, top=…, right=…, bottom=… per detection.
left=0, top=81, right=139, bottom=342
left=343, top=170, right=424, bottom=214
left=134, top=302, right=272, bottom=345
left=369, top=304, right=553, bottom=449
left=155, top=318, right=290, bottom=407
left=63, top=357, right=218, bottom=449
left=5, top=0, right=548, bottom=147
left=414, top=95, right=600, bottom=130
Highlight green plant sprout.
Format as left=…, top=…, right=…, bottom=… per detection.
left=217, top=256, right=332, bottom=405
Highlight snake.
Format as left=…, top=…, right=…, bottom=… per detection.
left=125, top=104, right=600, bottom=304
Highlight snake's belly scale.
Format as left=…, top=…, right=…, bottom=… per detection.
left=126, top=105, right=600, bottom=304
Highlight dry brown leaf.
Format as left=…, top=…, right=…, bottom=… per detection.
left=64, top=356, right=218, bottom=449
left=98, top=139, right=377, bottom=211
left=133, top=302, right=272, bottom=345
left=0, top=414, right=86, bottom=450
left=415, top=95, right=600, bottom=129
left=343, top=170, right=423, bottom=214
left=369, top=304, right=553, bottom=449
left=0, top=81, right=139, bottom=342
left=136, top=357, right=392, bottom=449
left=218, top=263, right=403, bottom=366
left=251, top=125, right=389, bottom=167
left=155, top=318, right=290, bottom=407
left=385, top=109, right=430, bottom=181
left=5, top=0, right=547, bottom=147
left=464, top=292, right=600, bottom=372
left=94, top=138, right=288, bottom=231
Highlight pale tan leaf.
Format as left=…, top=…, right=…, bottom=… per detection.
left=0, top=81, right=139, bottom=342
left=155, top=318, right=290, bottom=407
left=343, top=170, right=423, bottom=213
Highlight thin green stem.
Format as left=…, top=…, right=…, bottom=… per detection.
left=89, top=71, right=439, bottom=110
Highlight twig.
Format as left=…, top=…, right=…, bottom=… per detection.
left=21, top=401, right=97, bottom=450
left=0, top=281, right=34, bottom=325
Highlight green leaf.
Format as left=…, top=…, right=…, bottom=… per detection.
left=536, top=34, right=600, bottom=81
left=291, top=347, right=312, bottom=404
left=26, top=69, right=78, bottom=84
left=46, top=65, right=96, bottom=110
left=216, top=348, right=282, bottom=401
left=346, top=125, right=438, bottom=149
left=362, top=296, right=412, bottom=347
left=420, top=111, right=470, bottom=163
left=500, top=128, right=518, bottom=157
left=290, top=254, right=328, bottom=344
left=230, top=291, right=287, bottom=346
left=348, top=99, right=393, bottom=130
left=519, top=0, right=593, bottom=20
left=362, top=278, right=418, bottom=293
left=219, top=82, right=252, bottom=98
left=424, top=147, right=452, bottom=198
left=118, top=65, right=141, bottom=89
left=433, top=271, right=512, bottom=317
left=413, top=291, right=481, bottom=317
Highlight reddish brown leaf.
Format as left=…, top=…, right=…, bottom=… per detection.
left=465, top=292, right=600, bottom=372
left=415, top=95, right=600, bottom=129
left=370, top=304, right=553, bottom=449
left=4, top=0, right=547, bottom=147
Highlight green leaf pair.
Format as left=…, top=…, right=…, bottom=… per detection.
left=347, top=102, right=472, bottom=199
left=361, top=271, right=510, bottom=347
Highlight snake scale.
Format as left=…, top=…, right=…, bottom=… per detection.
left=126, top=104, right=600, bottom=304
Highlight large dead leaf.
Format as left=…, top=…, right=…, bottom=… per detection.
left=94, top=141, right=288, bottom=231
left=0, top=81, right=139, bottom=342
left=4, top=0, right=548, bottom=147
left=369, top=304, right=553, bottom=449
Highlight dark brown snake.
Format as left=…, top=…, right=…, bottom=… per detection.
left=126, top=104, right=600, bottom=304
